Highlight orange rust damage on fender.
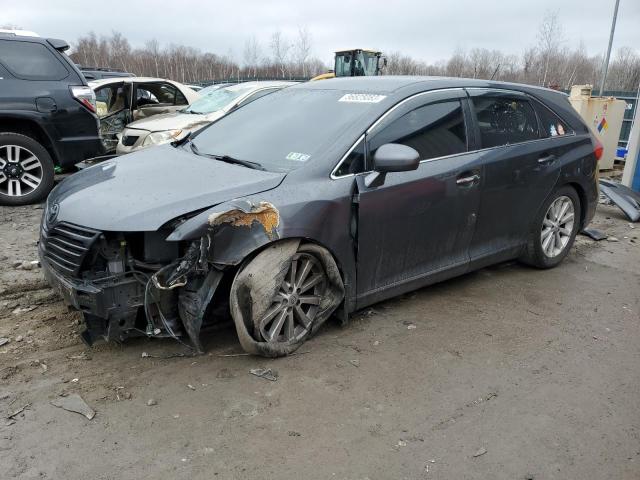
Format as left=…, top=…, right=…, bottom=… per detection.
left=207, top=201, right=280, bottom=239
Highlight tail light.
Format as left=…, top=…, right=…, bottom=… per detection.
left=593, top=137, right=604, bottom=161
left=70, top=86, right=97, bottom=113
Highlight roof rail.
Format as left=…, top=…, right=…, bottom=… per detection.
left=0, top=29, right=40, bottom=37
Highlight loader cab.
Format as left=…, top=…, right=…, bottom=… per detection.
left=334, top=49, right=385, bottom=77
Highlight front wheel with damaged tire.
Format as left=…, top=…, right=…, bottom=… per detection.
left=229, top=240, right=344, bottom=357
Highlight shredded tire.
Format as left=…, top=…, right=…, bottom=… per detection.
left=229, top=240, right=345, bottom=357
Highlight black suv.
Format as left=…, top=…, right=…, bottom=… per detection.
left=0, top=32, right=103, bottom=205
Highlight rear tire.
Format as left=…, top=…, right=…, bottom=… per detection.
left=520, top=185, right=581, bottom=269
left=0, top=132, right=55, bottom=206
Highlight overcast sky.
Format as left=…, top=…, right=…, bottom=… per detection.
left=3, top=0, right=639, bottom=64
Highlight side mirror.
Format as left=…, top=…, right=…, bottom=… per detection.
left=365, top=143, right=420, bottom=188
left=374, top=143, right=420, bottom=172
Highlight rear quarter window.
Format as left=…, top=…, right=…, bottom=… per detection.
left=533, top=100, right=573, bottom=138
left=0, top=40, right=69, bottom=80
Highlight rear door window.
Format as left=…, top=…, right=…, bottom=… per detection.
left=0, top=39, right=69, bottom=80
left=471, top=95, right=539, bottom=148
left=368, top=100, right=468, bottom=161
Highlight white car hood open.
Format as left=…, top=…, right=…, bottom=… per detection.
left=125, top=110, right=225, bottom=133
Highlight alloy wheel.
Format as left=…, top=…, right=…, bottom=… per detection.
left=541, top=195, right=575, bottom=258
left=0, top=145, right=43, bottom=197
left=258, top=252, right=327, bottom=343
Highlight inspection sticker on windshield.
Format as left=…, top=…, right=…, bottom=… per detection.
left=286, top=152, right=311, bottom=162
left=339, top=93, right=387, bottom=103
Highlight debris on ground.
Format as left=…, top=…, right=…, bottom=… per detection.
left=67, top=353, right=91, bottom=361
left=607, top=236, right=619, bottom=242
left=599, top=179, right=640, bottom=222
left=147, top=399, right=157, bottom=406
left=187, top=384, right=196, bottom=391
left=249, top=368, right=279, bottom=381
left=349, top=359, right=360, bottom=368
left=141, top=351, right=189, bottom=359
left=0, top=337, right=9, bottom=347
left=12, top=306, right=37, bottom=315
left=581, top=228, right=607, bottom=241
left=50, top=394, right=95, bottom=420
left=473, top=447, right=487, bottom=458
left=15, top=335, right=23, bottom=343
left=6, top=403, right=31, bottom=419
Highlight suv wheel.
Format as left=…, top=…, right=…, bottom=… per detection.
left=0, top=133, right=55, bottom=206
left=520, top=185, right=581, bottom=269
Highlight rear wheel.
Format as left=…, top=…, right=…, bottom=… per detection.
left=0, top=133, right=55, bottom=206
left=520, top=185, right=581, bottom=268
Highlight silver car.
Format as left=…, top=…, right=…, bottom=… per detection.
left=116, top=81, right=295, bottom=154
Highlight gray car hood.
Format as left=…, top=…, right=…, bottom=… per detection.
left=49, top=145, right=286, bottom=232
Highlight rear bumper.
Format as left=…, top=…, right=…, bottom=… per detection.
left=55, top=136, right=105, bottom=167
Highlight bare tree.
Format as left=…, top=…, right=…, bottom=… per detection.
left=293, top=27, right=312, bottom=77
left=145, top=39, right=161, bottom=77
left=537, top=10, right=564, bottom=87
left=243, top=36, right=261, bottom=78
left=270, top=31, right=291, bottom=78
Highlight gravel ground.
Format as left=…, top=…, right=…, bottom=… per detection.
left=0, top=197, right=638, bottom=480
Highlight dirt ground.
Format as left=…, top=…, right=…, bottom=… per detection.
left=1, top=195, right=639, bottom=480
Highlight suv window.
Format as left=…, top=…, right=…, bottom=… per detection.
left=368, top=100, right=467, bottom=161
left=472, top=96, right=539, bottom=148
left=533, top=100, right=572, bottom=138
left=0, top=40, right=69, bottom=80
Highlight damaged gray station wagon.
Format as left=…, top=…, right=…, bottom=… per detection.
left=40, top=77, right=599, bottom=357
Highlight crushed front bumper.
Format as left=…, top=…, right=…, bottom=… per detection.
left=41, top=256, right=146, bottom=345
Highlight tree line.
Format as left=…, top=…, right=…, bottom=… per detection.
left=63, top=12, right=639, bottom=91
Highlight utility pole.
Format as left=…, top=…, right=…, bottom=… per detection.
left=598, top=0, right=621, bottom=96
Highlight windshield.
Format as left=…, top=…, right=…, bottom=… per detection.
left=191, top=88, right=382, bottom=172
left=185, top=85, right=254, bottom=114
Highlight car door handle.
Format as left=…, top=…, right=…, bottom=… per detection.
left=538, top=154, right=556, bottom=164
left=456, top=174, right=480, bottom=186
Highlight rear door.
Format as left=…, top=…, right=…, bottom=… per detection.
left=355, top=89, right=481, bottom=305
left=466, top=89, right=564, bottom=261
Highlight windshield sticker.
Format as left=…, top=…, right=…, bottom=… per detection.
left=286, top=152, right=311, bottom=162
left=339, top=93, right=387, bottom=103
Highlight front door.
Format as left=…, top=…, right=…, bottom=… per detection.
left=355, top=90, right=481, bottom=306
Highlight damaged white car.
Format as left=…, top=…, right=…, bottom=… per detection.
left=116, top=81, right=295, bottom=154
left=90, top=77, right=201, bottom=152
